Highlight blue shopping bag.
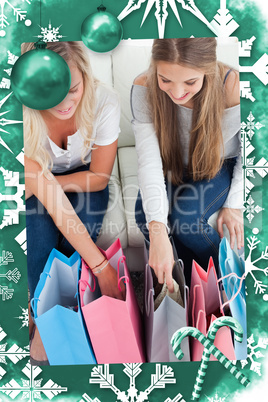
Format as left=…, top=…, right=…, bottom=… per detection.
left=219, top=237, right=247, bottom=360
left=31, top=248, right=96, bottom=365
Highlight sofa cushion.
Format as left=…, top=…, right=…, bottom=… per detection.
left=86, top=49, right=113, bottom=86
left=118, top=146, right=144, bottom=248
left=112, top=40, right=153, bottom=148
left=96, top=154, right=128, bottom=250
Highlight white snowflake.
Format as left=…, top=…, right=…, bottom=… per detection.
left=0, top=78, right=10, bottom=89
left=0, top=267, right=21, bottom=283
left=0, top=0, right=32, bottom=37
left=239, top=36, right=256, bottom=58
left=118, top=0, right=220, bottom=39
left=240, top=54, right=268, bottom=86
left=7, top=50, right=19, bottom=65
left=244, top=195, right=264, bottom=224
left=246, top=234, right=268, bottom=297
left=0, top=90, right=23, bottom=158
left=0, top=51, right=16, bottom=88
left=239, top=35, right=268, bottom=101
left=209, top=0, right=239, bottom=37
left=0, top=325, right=28, bottom=365
left=36, top=20, right=65, bottom=42
left=0, top=362, right=68, bottom=401
left=0, top=252, right=20, bottom=286
left=241, top=112, right=267, bottom=200
left=0, top=93, right=17, bottom=153
left=205, top=392, right=227, bottom=402
left=0, top=113, right=22, bottom=133
left=15, top=227, right=27, bottom=255
left=15, top=306, right=29, bottom=329
left=15, top=147, right=25, bottom=166
left=239, top=334, right=268, bottom=376
left=80, top=395, right=101, bottom=402
left=3, top=68, right=12, bottom=76
left=0, top=285, right=14, bottom=301
left=0, top=365, right=6, bottom=380
left=241, top=111, right=265, bottom=140
left=0, top=51, right=24, bottom=160
left=0, top=166, right=25, bottom=230
left=83, top=363, right=185, bottom=402
left=0, top=251, right=14, bottom=266
left=240, top=81, right=255, bottom=102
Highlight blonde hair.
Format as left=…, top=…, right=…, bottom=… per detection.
left=147, top=38, right=228, bottom=184
left=22, top=41, right=98, bottom=173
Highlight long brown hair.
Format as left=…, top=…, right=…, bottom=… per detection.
left=147, top=38, right=227, bottom=184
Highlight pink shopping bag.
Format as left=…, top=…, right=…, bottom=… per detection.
left=79, top=239, right=146, bottom=364
left=189, top=258, right=235, bottom=361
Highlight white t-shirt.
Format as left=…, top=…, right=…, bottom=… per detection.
left=44, top=84, right=120, bottom=173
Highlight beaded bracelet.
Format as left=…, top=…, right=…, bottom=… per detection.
left=91, top=259, right=109, bottom=275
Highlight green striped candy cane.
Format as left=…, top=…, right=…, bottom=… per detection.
left=171, top=326, right=250, bottom=397
left=191, top=317, right=244, bottom=401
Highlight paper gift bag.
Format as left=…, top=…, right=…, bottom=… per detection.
left=32, top=248, right=96, bottom=366
left=144, top=238, right=190, bottom=362
left=79, top=238, right=145, bottom=364
left=190, top=258, right=235, bottom=362
left=144, top=261, right=190, bottom=362
left=219, top=237, right=247, bottom=360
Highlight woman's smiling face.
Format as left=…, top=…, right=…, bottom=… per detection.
left=156, top=61, right=205, bottom=108
left=43, top=64, right=84, bottom=121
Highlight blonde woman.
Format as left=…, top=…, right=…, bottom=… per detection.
left=131, top=38, right=243, bottom=291
left=24, top=41, right=124, bottom=364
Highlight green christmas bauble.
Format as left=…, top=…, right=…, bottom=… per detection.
left=81, top=6, right=123, bottom=53
left=11, top=42, right=71, bottom=110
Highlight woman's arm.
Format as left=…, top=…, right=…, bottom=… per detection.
left=24, top=156, right=125, bottom=299
left=132, top=79, right=174, bottom=292
left=148, top=221, right=175, bottom=292
left=217, top=69, right=244, bottom=250
left=55, top=140, right=118, bottom=192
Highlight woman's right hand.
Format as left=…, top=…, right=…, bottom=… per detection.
left=148, top=221, right=175, bottom=293
left=96, top=264, right=126, bottom=301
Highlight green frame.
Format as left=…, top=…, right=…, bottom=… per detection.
left=0, top=1, right=267, bottom=401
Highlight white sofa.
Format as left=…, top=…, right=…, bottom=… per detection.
left=88, top=38, right=240, bottom=271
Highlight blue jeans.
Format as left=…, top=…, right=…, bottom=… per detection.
left=26, top=163, right=109, bottom=299
left=135, top=159, right=236, bottom=285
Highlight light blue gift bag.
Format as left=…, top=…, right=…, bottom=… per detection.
left=219, top=238, right=247, bottom=360
left=31, top=248, right=96, bottom=365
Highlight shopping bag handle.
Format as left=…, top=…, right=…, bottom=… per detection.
left=217, top=272, right=246, bottom=310
left=30, top=297, right=40, bottom=317
left=80, top=255, right=129, bottom=295
left=79, top=260, right=96, bottom=293
left=30, top=271, right=52, bottom=316
left=78, top=278, right=96, bottom=293
left=117, top=255, right=129, bottom=292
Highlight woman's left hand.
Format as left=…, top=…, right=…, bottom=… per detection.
left=217, top=208, right=244, bottom=250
